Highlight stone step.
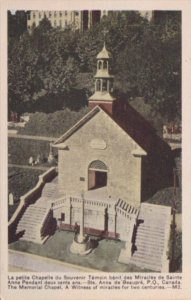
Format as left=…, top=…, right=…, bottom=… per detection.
left=20, top=213, right=46, bottom=219
left=132, top=252, right=162, bottom=265
left=136, top=232, right=165, bottom=241
left=18, top=218, right=44, bottom=226
left=17, top=224, right=39, bottom=232
left=135, top=232, right=165, bottom=242
left=138, top=224, right=166, bottom=233
left=19, top=214, right=46, bottom=220
left=137, top=226, right=165, bottom=236
left=132, top=248, right=162, bottom=260
left=138, top=220, right=168, bottom=228
left=26, top=207, right=47, bottom=212
left=129, top=257, right=162, bottom=272
left=135, top=243, right=164, bottom=253
left=135, top=237, right=165, bottom=248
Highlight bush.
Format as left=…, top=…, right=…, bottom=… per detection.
left=19, top=107, right=90, bottom=137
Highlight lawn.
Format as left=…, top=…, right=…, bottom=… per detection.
left=8, top=167, right=44, bottom=220
left=9, top=231, right=152, bottom=273
left=8, top=137, right=54, bottom=165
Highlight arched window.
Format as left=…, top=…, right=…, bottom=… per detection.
left=89, top=160, right=107, bottom=171
left=102, top=79, right=107, bottom=91
left=96, top=80, right=101, bottom=91
left=98, top=60, right=102, bottom=69
left=103, top=60, right=107, bottom=69
left=88, top=160, right=108, bottom=190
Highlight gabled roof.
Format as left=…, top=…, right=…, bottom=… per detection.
left=53, top=104, right=170, bottom=156
left=54, top=106, right=101, bottom=146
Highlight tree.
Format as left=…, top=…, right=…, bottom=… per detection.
left=8, top=17, right=80, bottom=114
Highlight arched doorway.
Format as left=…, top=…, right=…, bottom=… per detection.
left=88, top=160, right=108, bottom=190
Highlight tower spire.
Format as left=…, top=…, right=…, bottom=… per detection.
left=102, top=28, right=108, bottom=47
left=88, top=31, right=116, bottom=115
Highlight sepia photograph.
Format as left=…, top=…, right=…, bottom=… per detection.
left=1, top=1, right=191, bottom=300
left=7, top=9, right=182, bottom=273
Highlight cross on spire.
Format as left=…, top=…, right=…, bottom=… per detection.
left=102, top=28, right=109, bottom=46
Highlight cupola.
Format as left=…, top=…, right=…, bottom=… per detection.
left=88, top=41, right=117, bottom=115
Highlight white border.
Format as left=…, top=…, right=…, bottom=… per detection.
left=1, top=1, right=191, bottom=300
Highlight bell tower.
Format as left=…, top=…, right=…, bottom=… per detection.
left=88, top=31, right=117, bottom=115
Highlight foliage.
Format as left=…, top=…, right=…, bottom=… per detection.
left=8, top=11, right=181, bottom=122
left=18, top=107, right=90, bottom=137
left=8, top=11, right=27, bottom=39
left=8, top=17, right=80, bottom=114
left=146, top=187, right=181, bottom=213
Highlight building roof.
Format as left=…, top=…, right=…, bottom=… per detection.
left=53, top=103, right=170, bottom=157
left=96, top=44, right=112, bottom=59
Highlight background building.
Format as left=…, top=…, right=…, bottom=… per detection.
left=27, top=10, right=108, bottom=32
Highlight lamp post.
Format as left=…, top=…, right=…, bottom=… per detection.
left=78, top=190, right=85, bottom=243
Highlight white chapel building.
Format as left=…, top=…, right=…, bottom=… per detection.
left=9, top=43, right=173, bottom=272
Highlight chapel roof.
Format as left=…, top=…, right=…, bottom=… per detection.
left=53, top=104, right=170, bottom=157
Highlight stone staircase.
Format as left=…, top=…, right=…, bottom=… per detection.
left=118, top=203, right=172, bottom=272
left=16, top=181, right=60, bottom=244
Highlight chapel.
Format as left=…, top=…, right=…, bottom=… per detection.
left=53, top=42, right=173, bottom=205
left=10, top=42, right=174, bottom=272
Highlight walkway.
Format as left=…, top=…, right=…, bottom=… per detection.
left=8, top=133, right=57, bottom=142
left=8, top=250, right=95, bottom=272
left=8, top=163, right=50, bottom=171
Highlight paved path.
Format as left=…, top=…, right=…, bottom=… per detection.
left=8, top=163, right=50, bottom=171
left=8, top=133, right=57, bottom=142
left=8, top=250, right=95, bottom=272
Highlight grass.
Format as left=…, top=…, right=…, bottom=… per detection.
left=8, top=167, right=44, bottom=220
left=9, top=231, right=152, bottom=272
left=8, top=137, right=53, bottom=165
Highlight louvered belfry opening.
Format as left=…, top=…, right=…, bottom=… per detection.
left=88, top=160, right=108, bottom=190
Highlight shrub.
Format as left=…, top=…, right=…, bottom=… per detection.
left=19, top=107, right=89, bottom=137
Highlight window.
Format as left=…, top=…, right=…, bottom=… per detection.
left=103, top=60, right=107, bottom=69
left=75, top=11, right=79, bottom=16
left=61, top=213, right=65, bottom=221
left=33, top=12, right=36, bottom=18
left=98, top=61, right=102, bottom=69
left=54, top=20, right=57, bottom=26
left=65, top=11, right=67, bottom=16
left=102, top=79, right=107, bottom=91
left=39, top=13, right=41, bottom=19
left=65, top=20, right=67, bottom=26
left=60, top=12, right=62, bottom=17
left=54, top=11, right=57, bottom=17
left=96, top=80, right=101, bottom=91
left=49, top=12, right=52, bottom=17
left=59, top=20, right=62, bottom=27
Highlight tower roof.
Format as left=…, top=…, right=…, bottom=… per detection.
left=96, top=44, right=112, bottom=59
